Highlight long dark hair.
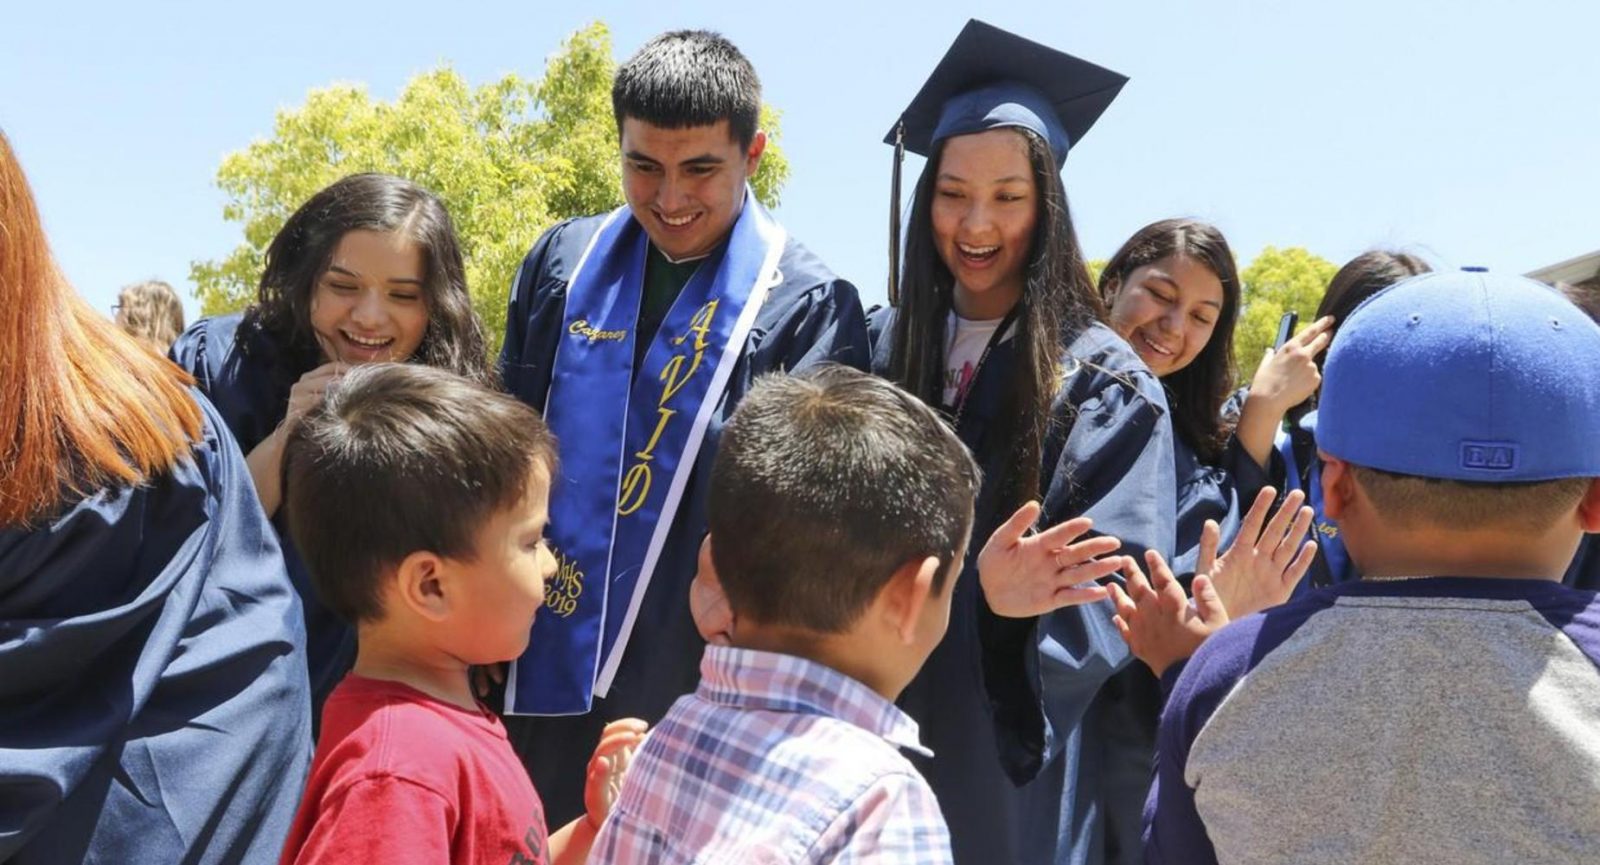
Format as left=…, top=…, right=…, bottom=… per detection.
left=1099, top=219, right=1240, bottom=462
left=1314, top=250, right=1432, bottom=371
left=1287, top=250, right=1431, bottom=423
left=241, top=173, right=492, bottom=386
left=888, top=128, right=1103, bottom=518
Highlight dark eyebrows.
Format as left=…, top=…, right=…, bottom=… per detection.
left=1148, top=273, right=1223, bottom=310
left=623, top=151, right=725, bottom=168
left=326, top=264, right=422, bottom=286
left=936, top=172, right=1030, bottom=185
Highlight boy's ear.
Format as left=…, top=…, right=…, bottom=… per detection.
left=744, top=130, right=768, bottom=177
left=880, top=556, right=942, bottom=646
left=393, top=550, right=453, bottom=623
left=1577, top=478, right=1600, bottom=533
left=1320, top=453, right=1355, bottom=520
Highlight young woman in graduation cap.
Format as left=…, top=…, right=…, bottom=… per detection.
left=0, top=129, right=311, bottom=861
left=869, top=20, right=1177, bottom=865
left=173, top=173, right=492, bottom=717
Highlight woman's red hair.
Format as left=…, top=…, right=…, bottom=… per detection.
left=0, top=130, right=201, bottom=526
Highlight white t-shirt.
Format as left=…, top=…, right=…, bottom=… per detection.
left=942, top=312, right=1012, bottom=408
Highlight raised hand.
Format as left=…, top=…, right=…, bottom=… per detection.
left=977, top=501, right=1123, bottom=618
left=1201, top=486, right=1318, bottom=620
left=1249, top=315, right=1334, bottom=414
left=584, top=718, right=649, bottom=829
left=1110, top=551, right=1229, bottom=677
left=1237, top=315, right=1336, bottom=467
left=285, top=361, right=347, bottom=427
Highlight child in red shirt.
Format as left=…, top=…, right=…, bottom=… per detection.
left=278, top=363, right=644, bottom=864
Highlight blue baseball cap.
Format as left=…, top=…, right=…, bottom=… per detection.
left=1319, top=270, right=1600, bottom=481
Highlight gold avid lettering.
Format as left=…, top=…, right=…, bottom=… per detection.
left=616, top=463, right=653, bottom=517
left=660, top=354, right=699, bottom=404
left=618, top=300, right=720, bottom=517
left=671, top=300, right=719, bottom=351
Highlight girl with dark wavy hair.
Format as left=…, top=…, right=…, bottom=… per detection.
left=0, top=129, right=310, bottom=861
left=173, top=172, right=491, bottom=714
left=1098, top=218, right=1331, bottom=573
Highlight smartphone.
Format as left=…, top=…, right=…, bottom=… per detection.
left=1274, top=311, right=1299, bottom=351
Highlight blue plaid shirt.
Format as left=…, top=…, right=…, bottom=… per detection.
left=591, top=645, right=953, bottom=863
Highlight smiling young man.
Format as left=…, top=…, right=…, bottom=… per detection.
left=497, top=29, right=870, bottom=822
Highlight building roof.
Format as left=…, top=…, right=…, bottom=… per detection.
left=1527, top=249, right=1600, bottom=286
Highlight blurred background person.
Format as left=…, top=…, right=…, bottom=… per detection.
left=113, top=278, right=185, bottom=354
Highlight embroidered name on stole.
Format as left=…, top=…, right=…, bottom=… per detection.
left=507, top=196, right=784, bottom=715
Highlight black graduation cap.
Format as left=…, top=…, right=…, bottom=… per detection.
left=884, top=19, right=1128, bottom=302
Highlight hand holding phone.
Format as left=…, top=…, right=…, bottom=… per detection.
left=1273, top=311, right=1299, bottom=351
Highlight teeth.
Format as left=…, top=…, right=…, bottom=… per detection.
left=660, top=212, right=697, bottom=227
left=343, top=331, right=393, bottom=348
left=1141, top=332, right=1174, bottom=356
left=958, top=244, right=999, bottom=256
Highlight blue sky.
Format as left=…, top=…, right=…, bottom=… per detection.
left=7, top=0, right=1597, bottom=322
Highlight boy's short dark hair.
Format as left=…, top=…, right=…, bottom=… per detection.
left=1350, top=465, right=1590, bottom=532
left=282, top=363, right=557, bottom=624
left=709, top=365, right=980, bottom=633
left=612, top=30, right=761, bottom=149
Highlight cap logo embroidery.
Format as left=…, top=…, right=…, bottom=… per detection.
left=1460, top=441, right=1518, bottom=471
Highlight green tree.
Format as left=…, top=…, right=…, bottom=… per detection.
left=192, top=22, right=791, bottom=354
left=1086, top=258, right=1106, bottom=288
left=1234, top=246, right=1337, bottom=372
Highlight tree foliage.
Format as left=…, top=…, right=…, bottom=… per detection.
left=192, top=22, right=791, bottom=353
left=1234, top=246, right=1338, bottom=371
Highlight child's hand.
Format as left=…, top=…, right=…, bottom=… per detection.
left=1110, top=552, right=1229, bottom=677
left=1248, top=315, right=1333, bottom=414
left=1201, top=487, right=1318, bottom=620
left=689, top=537, right=733, bottom=646
left=584, top=718, right=648, bottom=829
left=284, top=361, right=347, bottom=427
left=977, top=501, right=1123, bottom=618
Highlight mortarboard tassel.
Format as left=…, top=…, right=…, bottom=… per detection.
left=889, top=120, right=905, bottom=306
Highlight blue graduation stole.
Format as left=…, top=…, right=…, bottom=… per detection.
left=1277, top=410, right=1354, bottom=585
left=506, top=192, right=786, bottom=715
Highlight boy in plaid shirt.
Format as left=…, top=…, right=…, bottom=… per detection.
left=591, top=366, right=977, bottom=863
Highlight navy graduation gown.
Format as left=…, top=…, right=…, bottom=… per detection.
left=1170, top=392, right=1271, bottom=576
left=498, top=214, right=871, bottom=824
left=1565, top=536, right=1600, bottom=590
left=1093, top=395, right=1272, bottom=865
left=869, top=310, right=1176, bottom=865
left=0, top=394, right=311, bottom=863
left=171, top=314, right=356, bottom=716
